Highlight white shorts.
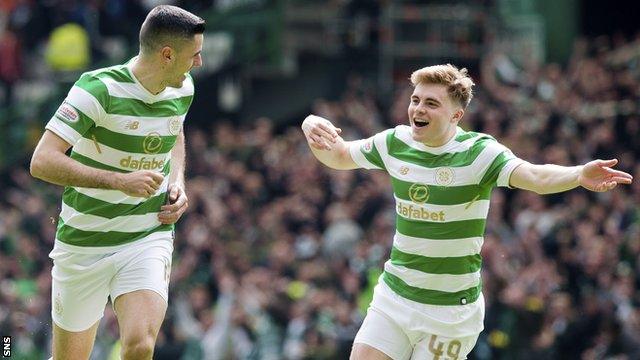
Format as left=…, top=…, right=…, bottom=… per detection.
left=353, top=280, right=484, bottom=360
left=50, top=239, right=173, bottom=332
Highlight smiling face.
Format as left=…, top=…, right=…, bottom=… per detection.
left=163, top=33, right=203, bottom=88
left=408, top=82, right=464, bottom=147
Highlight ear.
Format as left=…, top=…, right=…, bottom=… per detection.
left=160, top=46, right=173, bottom=63
left=452, top=109, right=464, bottom=123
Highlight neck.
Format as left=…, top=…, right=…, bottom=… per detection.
left=422, top=127, right=457, bottom=147
left=131, top=55, right=166, bottom=95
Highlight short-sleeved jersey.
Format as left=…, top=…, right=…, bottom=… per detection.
left=349, top=125, right=524, bottom=306
left=46, top=59, right=194, bottom=249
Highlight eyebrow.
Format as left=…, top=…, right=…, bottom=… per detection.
left=411, top=95, right=441, bottom=104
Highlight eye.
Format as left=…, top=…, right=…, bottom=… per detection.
left=411, top=99, right=419, bottom=104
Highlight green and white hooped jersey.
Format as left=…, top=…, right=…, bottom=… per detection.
left=349, top=125, right=524, bottom=306
left=46, top=61, right=194, bottom=248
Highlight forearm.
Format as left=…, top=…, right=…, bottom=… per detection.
left=523, top=164, right=582, bottom=194
left=308, top=137, right=355, bottom=170
left=169, top=132, right=186, bottom=186
left=30, top=151, right=121, bottom=189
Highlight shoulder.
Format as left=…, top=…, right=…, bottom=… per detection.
left=81, top=64, right=132, bottom=83
left=75, top=64, right=138, bottom=103
left=381, top=124, right=406, bottom=143
left=454, top=128, right=495, bottom=143
left=454, top=128, right=504, bottom=150
left=393, top=124, right=409, bottom=136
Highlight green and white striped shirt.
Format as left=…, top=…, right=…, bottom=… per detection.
left=349, top=125, right=523, bottom=306
left=46, top=60, right=194, bottom=249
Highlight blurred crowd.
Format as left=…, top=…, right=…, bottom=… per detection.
left=1, top=32, right=639, bottom=359
left=1, top=2, right=640, bottom=359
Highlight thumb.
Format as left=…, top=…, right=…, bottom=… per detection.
left=599, top=159, right=618, bottom=167
left=170, top=185, right=179, bottom=201
left=335, top=127, right=343, bottom=134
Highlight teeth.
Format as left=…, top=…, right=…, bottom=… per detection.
left=414, top=119, right=429, bottom=127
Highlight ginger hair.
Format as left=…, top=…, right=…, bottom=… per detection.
left=410, top=64, right=475, bottom=108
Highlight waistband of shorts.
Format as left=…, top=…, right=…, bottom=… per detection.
left=51, top=231, right=174, bottom=255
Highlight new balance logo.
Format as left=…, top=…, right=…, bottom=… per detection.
left=125, top=121, right=140, bottom=130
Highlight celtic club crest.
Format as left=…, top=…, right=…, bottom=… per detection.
left=435, top=167, right=455, bottom=186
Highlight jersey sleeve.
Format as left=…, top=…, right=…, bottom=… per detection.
left=348, top=128, right=392, bottom=170
left=478, top=138, right=525, bottom=188
left=45, top=73, right=109, bottom=146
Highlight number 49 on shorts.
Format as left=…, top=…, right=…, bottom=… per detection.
left=427, top=334, right=461, bottom=360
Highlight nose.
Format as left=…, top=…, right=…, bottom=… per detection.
left=193, top=54, right=203, bottom=68
left=415, top=103, right=427, bottom=115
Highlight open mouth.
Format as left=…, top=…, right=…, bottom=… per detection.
left=413, top=119, right=430, bottom=128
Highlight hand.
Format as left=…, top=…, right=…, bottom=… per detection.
left=116, top=170, right=164, bottom=198
left=158, top=183, right=188, bottom=224
left=579, top=159, right=633, bottom=192
left=301, top=115, right=342, bottom=150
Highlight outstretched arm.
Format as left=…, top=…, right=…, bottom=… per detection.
left=510, top=159, right=633, bottom=194
left=301, top=115, right=359, bottom=170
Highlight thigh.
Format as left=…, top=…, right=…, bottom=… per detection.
left=113, top=289, right=167, bottom=346
left=353, top=307, right=413, bottom=360
left=351, top=343, right=394, bottom=360
left=410, top=333, right=479, bottom=360
left=110, top=241, right=172, bottom=303
left=50, top=250, right=113, bottom=332
left=52, top=321, right=99, bottom=360
left=111, top=242, right=172, bottom=344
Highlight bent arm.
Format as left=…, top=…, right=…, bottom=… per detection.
left=30, top=130, right=123, bottom=189
left=301, top=114, right=359, bottom=170
left=308, top=136, right=359, bottom=170
left=510, top=159, right=633, bottom=194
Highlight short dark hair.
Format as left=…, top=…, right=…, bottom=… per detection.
left=139, top=5, right=205, bottom=53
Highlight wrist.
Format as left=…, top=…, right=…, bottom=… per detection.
left=575, top=165, right=584, bottom=187
left=170, top=179, right=185, bottom=190
left=109, top=172, right=125, bottom=191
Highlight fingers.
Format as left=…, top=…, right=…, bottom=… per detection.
left=159, top=187, right=188, bottom=224
left=161, top=192, right=187, bottom=212
left=302, top=115, right=341, bottom=151
left=148, top=179, right=161, bottom=191
left=604, top=168, right=633, bottom=180
left=308, top=133, right=332, bottom=150
left=145, top=184, right=157, bottom=197
left=592, top=178, right=629, bottom=192
left=317, top=123, right=339, bottom=139
left=149, top=172, right=165, bottom=185
left=610, top=176, right=633, bottom=184
left=145, top=172, right=165, bottom=195
left=311, top=124, right=337, bottom=143
left=158, top=199, right=188, bottom=224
